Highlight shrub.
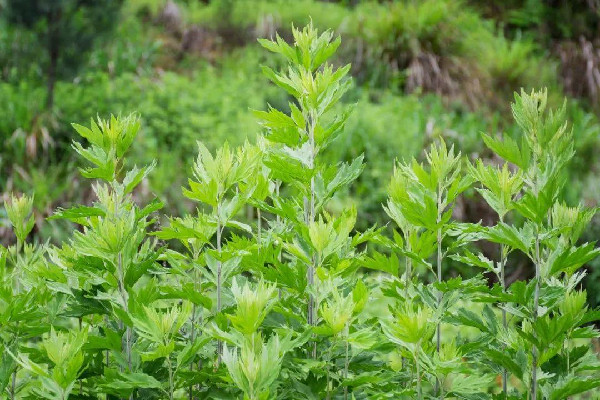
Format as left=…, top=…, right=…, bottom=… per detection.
left=2, top=23, right=600, bottom=400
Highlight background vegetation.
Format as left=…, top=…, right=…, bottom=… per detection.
left=3, top=1, right=600, bottom=398
left=2, top=0, right=600, bottom=337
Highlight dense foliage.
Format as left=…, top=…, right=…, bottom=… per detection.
left=3, top=0, right=123, bottom=108
left=2, top=24, right=600, bottom=399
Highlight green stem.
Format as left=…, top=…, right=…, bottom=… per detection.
left=405, top=235, right=412, bottom=299
left=415, top=344, right=422, bottom=400
left=305, top=108, right=317, bottom=358
left=435, top=184, right=443, bottom=399
left=531, top=228, right=541, bottom=400
left=8, top=313, right=22, bottom=398
left=500, top=243, right=508, bottom=397
left=189, top=302, right=196, bottom=400
left=326, top=340, right=334, bottom=400
left=167, top=356, right=174, bottom=400
left=117, top=252, right=132, bottom=371
left=79, top=317, right=83, bottom=395
left=343, top=326, right=350, bottom=400
left=499, top=213, right=508, bottom=397
left=216, top=203, right=223, bottom=367
left=565, top=335, right=570, bottom=372
left=257, top=208, right=262, bottom=249
left=14, top=238, right=22, bottom=293
left=10, top=364, right=16, bottom=400
left=275, top=181, right=283, bottom=300
left=104, top=315, right=110, bottom=368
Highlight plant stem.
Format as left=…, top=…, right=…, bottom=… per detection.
left=499, top=213, right=508, bottom=396
left=326, top=340, right=334, bottom=400
left=343, top=325, right=350, bottom=400
left=405, top=236, right=412, bottom=299
left=565, top=337, right=570, bottom=372
left=104, top=315, right=110, bottom=367
left=306, top=108, right=317, bottom=358
left=276, top=182, right=283, bottom=300
left=415, top=344, right=422, bottom=400
left=116, top=252, right=132, bottom=371
left=10, top=364, right=16, bottom=400
left=79, top=317, right=83, bottom=395
left=500, top=242, right=508, bottom=397
left=10, top=241, right=21, bottom=399
left=189, top=303, right=196, bottom=400
left=401, top=236, right=412, bottom=372
left=435, top=184, right=443, bottom=398
left=531, top=228, right=541, bottom=400
left=216, top=204, right=223, bottom=367
left=15, top=238, right=22, bottom=292
left=257, top=208, right=262, bottom=249
left=167, top=356, right=174, bottom=400
left=11, top=317, right=20, bottom=399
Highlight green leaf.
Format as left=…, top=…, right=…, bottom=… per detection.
left=48, top=205, right=105, bottom=223
left=549, top=242, right=600, bottom=276
left=548, top=377, right=600, bottom=400
left=123, top=162, right=155, bottom=195
left=483, top=222, right=533, bottom=255
left=482, top=132, right=530, bottom=169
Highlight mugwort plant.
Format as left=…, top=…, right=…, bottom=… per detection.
left=2, top=23, right=600, bottom=400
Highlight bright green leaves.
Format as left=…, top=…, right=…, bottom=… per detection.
left=185, top=141, right=260, bottom=207
left=552, top=202, right=596, bottom=245
left=258, top=25, right=341, bottom=73
left=254, top=105, right=302, bottom=147
left=380, top=88, right=600, bottom=399
left=42, top=328, right=88, bottom=392
left=72, top=114, right=139, bottom=158
left=387, top=140, right=469, bottom=233
left=131, top=301, right=191, bottom=362
left=255, top=23, right=369, bottom=398
left=308, top=207, right=356, bottom=263
left=7, top=21, right=600, bottom=400
left=223, top=333, right=300, bottom=400
left=468, top=161, right=523, bottom=219
left=319, top=292, right=353, bottom=336
left=450, top=88, right=600, bottom=400
left=153, top=214, right=216, bottom=253
left=314, top=155, right=364, bottom=209
left=481, top=132, right=530, bottom=170
left=484, top=221, right=535, bottom=256
left=481, top=90, right=574, bottom=183
left=11, top=327, right=88, bottom=400
left=222, top=279, right=306, bottom=399
left=259, top=24, right=349, bottom=116
left=382, top=139, right=475, bottom=398
left=228, top=279, right=277, bottom=335
left=182, top=141, right=260, bottom=238
left=382, top=304, right=435, bottom=347
left=257, top=23, right=353, bottom=168
left=72, top=114, right=140, bottom=181
left=131, top=302, right=191, bottom=349
left=547, top=242, right=600, bottom=277
left=424, top=141, right=464, bottom=194
left=513, top=176, right=562, bottom=224
left=318, top=279, right=367, bottom=336
left=44, top=113, right=167, bottom=398
left=5, top=193, right=35, bottom=245
left=512, top=89, right=573, bottom=165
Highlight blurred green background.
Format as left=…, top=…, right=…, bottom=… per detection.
left=2, top=0, right=600, bottom=306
